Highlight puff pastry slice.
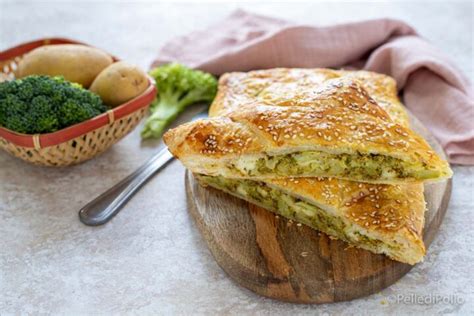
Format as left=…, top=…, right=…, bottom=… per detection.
left=164, top=76, right=452, bottom=184
left=197, top=174, right=426, bottom=264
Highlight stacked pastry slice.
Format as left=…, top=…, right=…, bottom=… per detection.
left=164, top=68, right=453, bottom=265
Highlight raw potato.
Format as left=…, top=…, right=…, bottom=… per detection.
left=17, top=44, right=113, bottom=88
left=89, top=61, right=149, bottom=107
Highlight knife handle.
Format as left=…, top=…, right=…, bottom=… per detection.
left=79, top=148, right=174, bottom=226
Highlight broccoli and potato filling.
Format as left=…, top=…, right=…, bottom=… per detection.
left=227, top=151, right=440, bottom=181
left=197, top=174, right=397, bottom=252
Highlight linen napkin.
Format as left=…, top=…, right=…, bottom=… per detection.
left=152, top=10, right=474, bottom=165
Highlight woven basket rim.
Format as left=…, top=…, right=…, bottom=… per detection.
left=0, top=37, right=157, bottom=149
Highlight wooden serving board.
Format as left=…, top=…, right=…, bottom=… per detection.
left=185, top=114, right=452, bottom=303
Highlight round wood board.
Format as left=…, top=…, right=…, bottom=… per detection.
left=185, top=113, right=452, bottom=304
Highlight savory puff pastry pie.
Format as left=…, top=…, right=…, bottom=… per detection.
left=164, top=69, right=451, bottom=264
left=165, top=70, right=452, bottom=184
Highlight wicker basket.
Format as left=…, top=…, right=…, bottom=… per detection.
left=0, top=38, right=157, bottom=166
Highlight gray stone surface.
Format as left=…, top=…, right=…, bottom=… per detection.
left=0, top=1, right=473, bottom=315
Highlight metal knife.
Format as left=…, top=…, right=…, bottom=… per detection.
left=78, top=109, right=208, bottom=226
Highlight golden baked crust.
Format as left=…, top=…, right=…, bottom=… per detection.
left=164, top=73, right=452, bottom=183
left=210, top=68, right=409, bottom=126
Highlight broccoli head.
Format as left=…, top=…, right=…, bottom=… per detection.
left=141, top=63, right=217, bottom=139
left=0, top=75, right=107, bottom=134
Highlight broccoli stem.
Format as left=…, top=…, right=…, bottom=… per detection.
left=141, top=93, right=190, bottom=139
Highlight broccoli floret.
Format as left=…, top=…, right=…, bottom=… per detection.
left=0, top=75, right=107, bottom=134
left=141, top=63, right=217, bottom=139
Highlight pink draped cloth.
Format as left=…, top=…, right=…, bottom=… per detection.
left=153, top=10, right=474, bottom=165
